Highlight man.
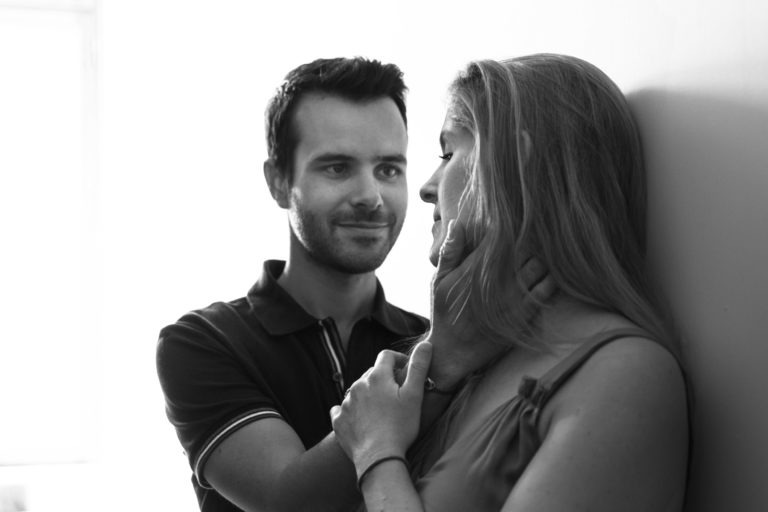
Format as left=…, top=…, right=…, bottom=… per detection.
left=156, top=57, right=428, bottom=511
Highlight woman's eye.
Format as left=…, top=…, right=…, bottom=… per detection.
left=439, top=152, right=453, bottom=161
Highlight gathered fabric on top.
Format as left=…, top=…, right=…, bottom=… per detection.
left=407, top=327, right=670, bottom=512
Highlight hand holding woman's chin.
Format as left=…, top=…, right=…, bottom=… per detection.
left=428, top=221, right=556, bottom=389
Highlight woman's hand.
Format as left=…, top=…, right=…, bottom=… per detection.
left=428, top=220, right=556, bottom=389
left=330, top=341, right=433, bottom=471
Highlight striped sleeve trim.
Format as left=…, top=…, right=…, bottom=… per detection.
left=194, top=408, right=283, bottom=489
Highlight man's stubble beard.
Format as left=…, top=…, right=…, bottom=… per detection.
left=288, top=203, right=403, bottom=275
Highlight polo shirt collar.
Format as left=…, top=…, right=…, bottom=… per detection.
left=247, top=260, right=423, bottom=338
left=369, top=280, right=426, bottom=338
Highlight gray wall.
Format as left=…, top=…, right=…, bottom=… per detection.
left=633, top=88, right=768, bottom=511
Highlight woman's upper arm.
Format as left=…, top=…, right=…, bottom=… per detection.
left=502, top=338, right=689, bottom=512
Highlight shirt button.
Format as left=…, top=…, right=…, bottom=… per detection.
left=332, top=372, right=342, bottom=382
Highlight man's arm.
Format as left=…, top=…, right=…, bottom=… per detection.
left=156, top=314, right=362, bottom=512
left=204, top=418, right=360, bottom=512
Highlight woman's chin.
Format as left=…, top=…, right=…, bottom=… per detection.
left=429, top=244, right=440, bottom=267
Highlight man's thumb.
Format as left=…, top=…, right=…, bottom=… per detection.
left=404, top=341, right=433, bottom=391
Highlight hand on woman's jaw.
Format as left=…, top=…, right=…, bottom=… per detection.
left=426, top=220, right=557, bottom=390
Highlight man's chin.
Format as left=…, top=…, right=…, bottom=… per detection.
left=333, top=258, right=385, bottom=274
left=328, top=248, right=391, bottom=275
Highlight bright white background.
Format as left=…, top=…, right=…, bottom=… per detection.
left=1, top=1, right=767, bottom=511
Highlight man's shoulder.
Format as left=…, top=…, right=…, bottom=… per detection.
left=157, top=295, right=266, bottom=355
left=163, top=295, right=251, bottom=332
left=160, top=259, right=292, bottom=336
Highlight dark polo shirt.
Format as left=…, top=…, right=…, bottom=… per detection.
left=157, top=260, right=429, bottom=511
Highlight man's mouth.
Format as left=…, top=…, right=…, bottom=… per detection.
left=336, top=222, right=390, bottom=229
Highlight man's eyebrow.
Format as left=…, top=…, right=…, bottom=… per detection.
left=378, top=154, right=407, bottom=164
left=311, top=153, right=407, bottom=165
left=311, top=153, right=355, bottom=163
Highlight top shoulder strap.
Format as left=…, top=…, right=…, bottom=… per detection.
left=535, top=327, right=657, bottom=396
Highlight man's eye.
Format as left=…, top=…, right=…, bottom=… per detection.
left=379, top=166, right=401, bottom=178
left=326, top=164, right=346, bottom=175
left=439, top=152, right=453, bottom=161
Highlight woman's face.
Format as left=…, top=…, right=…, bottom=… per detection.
left=419, top=113, right=474, bottom=266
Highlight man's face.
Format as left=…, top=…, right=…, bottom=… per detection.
left=285, top=93, right=408, bottom=274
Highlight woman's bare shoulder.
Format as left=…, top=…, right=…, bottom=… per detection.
left=515, top=322, right=689, bottom=512
left=542, top=322, right=687, bottom=440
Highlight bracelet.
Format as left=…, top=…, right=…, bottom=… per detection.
left=424, top=376, right=460, bottom=395
left=356, top=455, right=408, bottom=490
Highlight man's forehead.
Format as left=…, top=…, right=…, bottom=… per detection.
left=291, top=93, right=408, bottom=159
left=292, top=92, right=403, bottom=126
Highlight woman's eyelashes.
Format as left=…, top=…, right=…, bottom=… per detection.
left=439, top=152, right=453, bottom=161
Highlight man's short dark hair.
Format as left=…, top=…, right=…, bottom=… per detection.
left=265, top=57, right=408, bottom=180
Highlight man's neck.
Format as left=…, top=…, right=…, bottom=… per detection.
left=277, top=253, right=378, bottom=330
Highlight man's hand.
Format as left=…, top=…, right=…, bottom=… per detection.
left=331, top=342, right=433, bottom=470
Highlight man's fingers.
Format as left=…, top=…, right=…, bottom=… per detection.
left=403, top=341, right=433, bottom=391
left=391, top=351, right=409, bottom=370
left=374, top=349, right=397, bottom=367
left=371, top=350, right=398, bottom=380
left=392, top=352, right=409, bottom=384
left=391, top=351, right=410, bottom=385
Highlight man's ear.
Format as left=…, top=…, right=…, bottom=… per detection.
left=263, top=159, right=290, bottom=209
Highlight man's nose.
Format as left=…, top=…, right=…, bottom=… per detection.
left=351, top=171, right=383, bottom=210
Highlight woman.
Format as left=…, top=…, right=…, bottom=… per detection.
left=330, top=54, right=690, bottom=511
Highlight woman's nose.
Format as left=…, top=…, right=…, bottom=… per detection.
left=419, top=171, right=439, bottom=204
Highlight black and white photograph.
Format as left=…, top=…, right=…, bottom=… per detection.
left=1, top=1, right=766, bottom=510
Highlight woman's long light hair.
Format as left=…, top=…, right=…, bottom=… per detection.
left=450, top=53, right=676, bottom=351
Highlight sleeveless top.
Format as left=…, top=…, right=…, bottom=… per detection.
left=406, top=327, right=681, bottom=512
